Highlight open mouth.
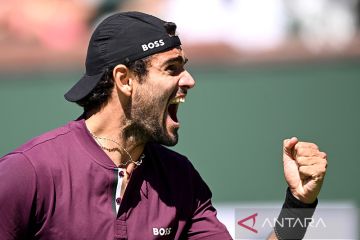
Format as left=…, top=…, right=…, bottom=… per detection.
left=167, top=96, right=186, bottom=123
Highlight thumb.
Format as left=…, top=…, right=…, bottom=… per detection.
left=283, top=137, right=299, bottom=160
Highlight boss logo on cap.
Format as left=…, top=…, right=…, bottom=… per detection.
left=142, top=39, right=165, bottom=51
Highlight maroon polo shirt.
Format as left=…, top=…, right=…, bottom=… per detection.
left=0, top=119, right=232, bottom=240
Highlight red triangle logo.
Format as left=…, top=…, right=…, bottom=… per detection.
left=237, top=213, right=258, bottom=233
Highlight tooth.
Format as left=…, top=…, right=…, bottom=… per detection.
left=170, top=97, right=186, bottom=104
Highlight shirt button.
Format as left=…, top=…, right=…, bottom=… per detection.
left=116, top=197, right=121, bottom=205
left=119, top=170, right=125, bottom=177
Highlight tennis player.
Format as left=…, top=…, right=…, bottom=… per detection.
left=0, top=12, right=327, bottom=239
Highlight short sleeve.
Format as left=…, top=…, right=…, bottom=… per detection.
left=187, top=169, right=232, bottom=240
left=0, top=153, right=37, bottom=239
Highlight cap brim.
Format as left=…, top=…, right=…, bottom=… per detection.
left=64, top=71, right=105, bottom=102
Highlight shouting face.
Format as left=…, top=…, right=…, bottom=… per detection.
left=128, top=47, right=195, bottom=146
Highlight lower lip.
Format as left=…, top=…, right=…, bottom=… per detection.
left=166, top=111, right=180, bottom=129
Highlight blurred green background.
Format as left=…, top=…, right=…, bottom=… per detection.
left=1, top=58, right=359, bottom=205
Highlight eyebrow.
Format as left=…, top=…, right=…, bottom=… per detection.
left=161, top=55, right=188, bottom=67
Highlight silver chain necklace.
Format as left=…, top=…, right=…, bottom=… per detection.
left=91, top=133, right=145, bottom=167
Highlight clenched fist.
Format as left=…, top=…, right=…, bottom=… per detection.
left=283, top=137, right=328, bottom=204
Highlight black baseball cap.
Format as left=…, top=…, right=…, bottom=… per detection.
left=64, top=11, right=181, bottom=102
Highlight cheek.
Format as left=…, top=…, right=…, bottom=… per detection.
left=134, top=81, right=173, bottom=112
left=150, top=87, right=172, bottom=106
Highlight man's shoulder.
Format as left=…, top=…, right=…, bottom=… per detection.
left=0, top=121, right=76, bottom=177
left=6, top=121, right=75, bottom=157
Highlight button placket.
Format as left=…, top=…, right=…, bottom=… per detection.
left=115, top=168, right=125, bottom=213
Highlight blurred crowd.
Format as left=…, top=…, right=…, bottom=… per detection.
left=0, top=0, right=360, bottom=64
left=0, top=0, right=165, bottom=52
left=167, top=0, right=360, bottom=53
left=1, top=0, right=104, bottom=52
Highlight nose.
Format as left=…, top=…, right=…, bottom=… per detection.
left=179, top=70, right=195, bottom=90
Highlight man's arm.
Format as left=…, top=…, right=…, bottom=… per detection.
left=186, top=166, right=233, bottom=240
left=267, top=137, right=327, bottom=240
left=0, top=153, right=37, bottom=239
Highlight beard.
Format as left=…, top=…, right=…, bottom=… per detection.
left=123, top=89, right=179, bottom=146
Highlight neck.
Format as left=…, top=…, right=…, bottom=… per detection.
left=84, top=103, right=146, bottom=167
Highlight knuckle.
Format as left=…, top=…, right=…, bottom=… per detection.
left=296, top=157, right=307, bottom=165
left=296, top=142, right=318, bottom=149
left=294, top=142, right=304, bottom=151
left=322, top=162, right=328, bottom=170
left=320, top=164, right=327, bottom=172
left=313, top=168, right=326, bottom=178
left=295, top=148, right=305, bottom=156
left=313, top=158, right=327, bottom=168
left=298, top=166, right=306, bottom=172
left=316, top=164, right=327, bottom=175
left=310, top=143, right=319, bottom=150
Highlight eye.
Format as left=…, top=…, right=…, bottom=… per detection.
left=166, top=64, right=182, bottom=75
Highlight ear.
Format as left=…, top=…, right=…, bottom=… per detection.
left=113, top=64, right=133, bottom=97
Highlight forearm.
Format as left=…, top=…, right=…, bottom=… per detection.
left=267, top=188, right=318, bottom=240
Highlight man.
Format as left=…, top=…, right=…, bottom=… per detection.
left=0, top=12, right=327, bottom=239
